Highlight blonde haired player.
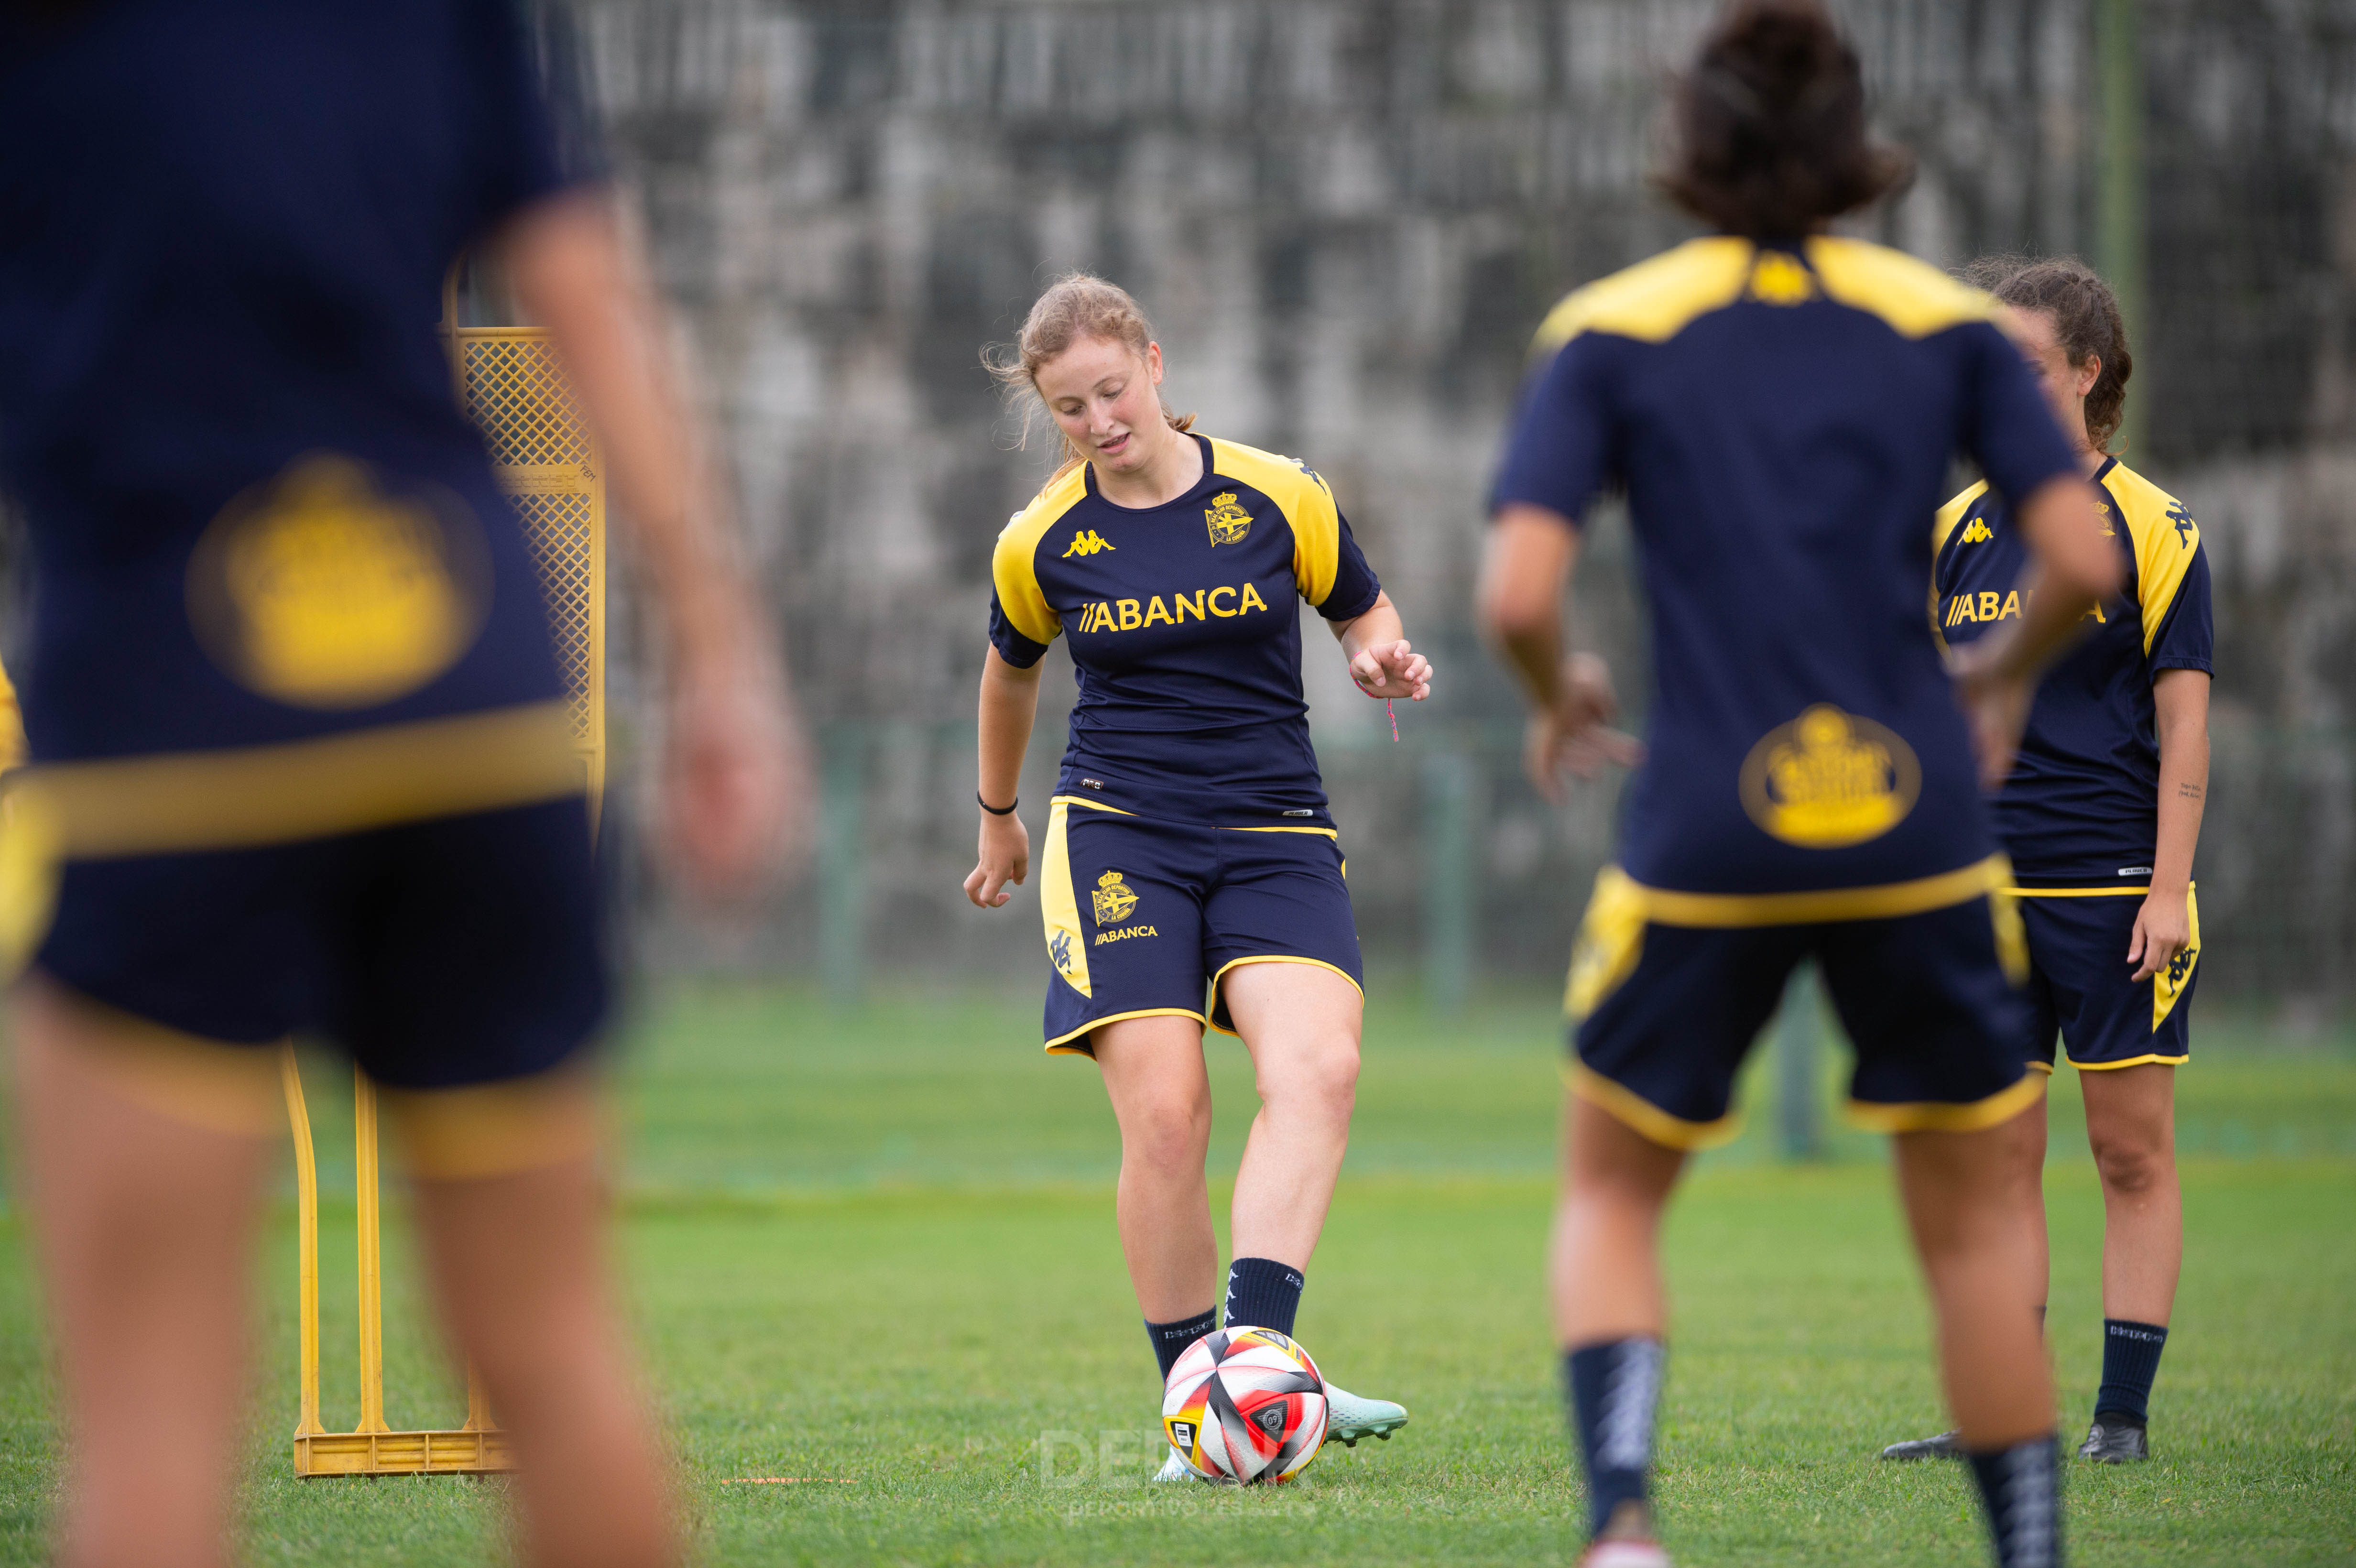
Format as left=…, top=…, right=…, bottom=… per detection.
left=965, top=273, right=1428, bottom=1479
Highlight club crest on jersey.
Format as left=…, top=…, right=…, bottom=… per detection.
left=2094, top=500, right=2116, bottom=537
left=1091, top=870, right=1140, bottom=926
left=1204, top=492, right=1253, bottom=546
left=1959, top=518, right=1993, bottom=544
left=1063, top=529, right=1116, bottom=558
left=1738, top=704, right=1922, bottom=849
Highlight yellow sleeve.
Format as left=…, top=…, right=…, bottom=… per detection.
left=989, top=517, right=1060, bottom=649
left=989, top=468, right=1089, bottom=653
left=2124, top=485, right=2203, bottom=657
left=0, top=659, right=22, bottom=773
left=1932, top=481, right=1989, bottom=555
left=1206, top=439, right=1344, bottom=606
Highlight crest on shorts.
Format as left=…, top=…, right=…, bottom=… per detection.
left=1204, top=492, right=1253, bottom=546
left=1738, top=704, right=1921, bottom=849
left=1091, top=870, right=1140, bottom=926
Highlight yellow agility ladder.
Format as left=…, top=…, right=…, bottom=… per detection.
left=278, top=295, right=605, bottom=1477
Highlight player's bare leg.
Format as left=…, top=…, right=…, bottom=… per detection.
left=1882, top=1084, right=2051, bottom=1460
left=9, top=976, right=275, bottom=1568
left=1091, top=1016, right=1220, bottom=1322
left=1551, top=1095, right=1685, bottom=1556
left=2074, top=1061, right=2179, bottom=1459
left=1220, top=961, right=1361, bottom=1272
left=1215, top=961, right=1403, bottom=1444
left=1552, top=1098, right=1687, bottom=1347
left=1892, top=1122, right=2057, bottom=1444
left=407, top=1123, right=680, bottom=1568
left=2080, top=1063, right=2180, bottom=1325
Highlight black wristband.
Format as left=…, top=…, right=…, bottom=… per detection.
left=978, top=792, right=1018, bottom=816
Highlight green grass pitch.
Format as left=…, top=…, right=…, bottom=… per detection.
left=0, top=984, right=2350, bottom=1565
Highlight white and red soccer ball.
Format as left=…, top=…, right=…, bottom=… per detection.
left=1160, top=1326, right=1328, bottom=1483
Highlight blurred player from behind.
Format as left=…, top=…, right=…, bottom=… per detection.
left=1884, top=257, right=2210, bottom=1467
left=1477, top=3, right=2119, bottom=1565
left=0, top=4, right=798, bottom=1566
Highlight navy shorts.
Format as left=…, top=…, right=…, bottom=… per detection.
left=1036, top=796, right=1363, bottom=1055
left=34, top=795, right=607, bottom=1090
left=2017, top=886, right=2198, bottom=1072
left=1564, top=863, right=2039, bottom=1147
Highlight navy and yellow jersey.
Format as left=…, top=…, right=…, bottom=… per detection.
left=0, top=0, right=589, bottom=764
left=989, top=433, right=1382, bottom=828
left=1489, top=236, right=2083, bottom=908
left=1932, top=457, right=2213, bottom=886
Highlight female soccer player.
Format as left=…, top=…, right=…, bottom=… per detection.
left=963, top=273, right=1431, bottom=1479
left=1883, top=257, right=2210, bottom=1467
left=1477, top=3, right=2121, bottom=1565
left=0, top=7, right=795, bottom=1565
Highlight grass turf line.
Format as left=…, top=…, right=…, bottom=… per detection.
left=0, top=985, right=2345, bottom=1565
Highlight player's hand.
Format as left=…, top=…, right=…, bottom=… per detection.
left=1950, top=630, right=2035, bottom=789
left=661, top=647, right=807, bottom=900
left=963, top=809, right=1030, bottom=908
left=1525, top=653, right=1642, bottom=803
left=1349, top=640, right=1433, bottom=702
left=2127, top=886, right=2192, bottom=983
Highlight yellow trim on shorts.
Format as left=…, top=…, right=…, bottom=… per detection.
left=1567, top=1063, right=1744, bottom=1151
left=2072, top=1052, right=2189, bottom=1072
left=5, top=701, right=580, bottom=859
left=1842, top=1070, right=2045, bottom=1134
left=1044, top=1007, right=1208, bottom=1056
left=382, top=1069, right=603, bottom=1179
left=1037, top=800, right=1094, bottom=999
left=2007, top=885, right=2150, bottom=896
left=1205, top=955, right=1364, bottom=1038
left=1619, top=854, right=2009, bottom=928
left=2029, top=1060, right=2056, bottom=1075
left=45, top=983, right=288, bottom=1137
left=1050, top=794, right=1136, bottom=815
left=1222, top=825, right=1340, bottom=838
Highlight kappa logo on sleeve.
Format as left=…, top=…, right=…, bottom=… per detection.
left=1062, top=530, right=1116, bottom=558
left=1959, top=518, right=1993, bottom=544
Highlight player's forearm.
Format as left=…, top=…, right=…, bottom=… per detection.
left=2149, top=670, right=2211, bottom=894
left=1333, top=592, right=1405, bottom=661
left=976, top=651, right=1042, bottom=808
left=1477, top=506, right=1579, bottom=710
left=502, top=191, right=764, bottom=675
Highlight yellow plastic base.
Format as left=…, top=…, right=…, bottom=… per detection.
left=294, top=1426, right=514, bottom=1477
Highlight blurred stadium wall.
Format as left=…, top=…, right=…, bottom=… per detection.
left=577, top=3, right=2349, bottom=1015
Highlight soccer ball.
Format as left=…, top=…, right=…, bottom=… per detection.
left=1161, top=1326, right=1328, bottom=1483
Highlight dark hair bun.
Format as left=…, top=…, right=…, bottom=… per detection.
left=1660, top=0, right=1911, bottom=240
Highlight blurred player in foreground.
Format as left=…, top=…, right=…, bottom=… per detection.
left=1884, top=257, right=2210, bottom=1467
left=0, top=4, right=797, bottom=1565
left=1476, top=3, right=2120, bottom=1564
left=963, top=274, right=1430, bottom=1478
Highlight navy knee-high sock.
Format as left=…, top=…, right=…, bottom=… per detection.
left=1565, top=1339, right=1665, bottom=1541
left=1145, top=1307, right=1218, bottom=1382
left=1966, top=1433, right=2063, bottom=1568
left=1222, top=1257, right=1305, bottom=1337
left=2095, top=1319, right=2167, bottom=1425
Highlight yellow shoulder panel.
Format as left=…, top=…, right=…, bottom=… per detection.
left=0, top=658, right=20, bottom=773
left=1207, top=437, right=1347, bottom=607
left=1529, top=238, right=1755, bottom=355
left=1806, top=238, right=1998, bottom=339
left=1932, top=480, right=1991, bottom=555
left=2104, top=462, right=2203, bottom=655
left=990, top=464, right=1090, bottom=649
